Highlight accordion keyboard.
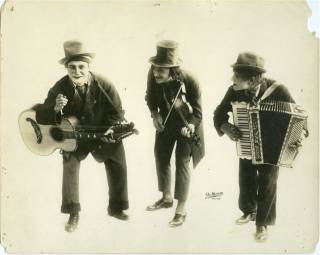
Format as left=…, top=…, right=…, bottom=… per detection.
left=260, top=100, right=292, bottom=112
left=231, top=102, right=252, bottom=159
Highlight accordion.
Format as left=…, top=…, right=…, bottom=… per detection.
left=231, top=100, right=308, bottom=167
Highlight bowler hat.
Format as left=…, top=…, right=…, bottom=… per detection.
left=59, top=40, right=95, bottom=64
left=149, top=40, right=182, bottom=68
left=232, top=52, right=266, bottom=73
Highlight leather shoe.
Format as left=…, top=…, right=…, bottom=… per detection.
left=255, top=225, right=268, bottom=242
left=169, top=213, right=186, bottom=227
left=146, top=198, right=173, bottom=211
left=108, top=207, right=129, bottom=221
left=65, top=213, right=79, bottom=232
left=235, top=213, right=256, bottom=225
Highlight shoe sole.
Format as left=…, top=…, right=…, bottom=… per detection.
left=146, top=204, right=173, bottom=211
left=235, top=217, right=256, bottom=225
left=255, top=235, right=268, bottom=242
left=108, top=213, right=129, bottom=221
left=169, top=216, right=186, bottom=227
left=65, top=225, right=77, bottom=232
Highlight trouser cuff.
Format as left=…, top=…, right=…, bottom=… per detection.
left=256, top=220, right=275, bottom=226
left=109, top=200, right=129, bottom=211
left=61, top=203, right=81, bottom=214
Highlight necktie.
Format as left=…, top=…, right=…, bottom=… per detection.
left=249, top=89, right=258, bottom=105
left=76, top=85, right=87, bottom=99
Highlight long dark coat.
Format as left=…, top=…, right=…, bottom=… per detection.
left=145, top=68, right=205, bottom=168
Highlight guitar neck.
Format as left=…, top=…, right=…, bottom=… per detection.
left=63, top=131, right=106, bottom=140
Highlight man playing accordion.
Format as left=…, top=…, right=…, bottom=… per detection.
left=213, top=52, right=308, bottom=242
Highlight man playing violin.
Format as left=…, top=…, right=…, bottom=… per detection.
left=145, top=40, right=205, bottom=227
left=35, top=40, right=130, bottom=232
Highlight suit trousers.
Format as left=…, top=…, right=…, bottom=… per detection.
left=238, top=159, right=279, bottom=226
left=154, top=130, right=192, bottom=202
left=60, top=143, right=129, bottom=214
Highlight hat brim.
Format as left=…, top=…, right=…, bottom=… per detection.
left=149, top=56, right=182, bottom=68
left=231, top=63, right=266, bottom=73
left=59, top=53, right=95, bottom=64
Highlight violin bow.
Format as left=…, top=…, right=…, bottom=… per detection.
left=163, top=83, right=183, bottom=126
left=162, top=79, right=201, bottom=146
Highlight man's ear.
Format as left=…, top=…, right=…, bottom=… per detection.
left=250, top=76, right=261, bottom=86
left=247, top=78, right=255, bottom=88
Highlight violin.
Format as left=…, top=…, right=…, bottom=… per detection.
left=163, top=79, right=201, bottom=147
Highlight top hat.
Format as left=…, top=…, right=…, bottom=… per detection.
left=231, top=52, right=266, bottom=73
left=59, top=40, right=95, bottom=64
left=149, top=40, right=182, bottom=68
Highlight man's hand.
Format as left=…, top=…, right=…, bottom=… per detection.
left=220, top=122, right=241, bottom=141
left=289, top=138, right=302, bottom=151
left=101, top=128, right=116, bottom=143
left=151, top=112, right=165, bottom=132
left=54, top=94, right=68, bottom=113
left=181, top=124, right=195, bottom=138
left=289, top=129, right=308, bottom=151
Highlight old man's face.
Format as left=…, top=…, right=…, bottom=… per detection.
left=232, top=72, right=261, bottom=92
left=66, top=61, right=90, bottom=86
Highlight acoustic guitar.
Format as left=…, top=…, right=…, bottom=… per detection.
left=18, top=110, right=138, bottom=156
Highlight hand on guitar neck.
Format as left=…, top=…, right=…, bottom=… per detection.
left=101, top=128, right=116, bottom=143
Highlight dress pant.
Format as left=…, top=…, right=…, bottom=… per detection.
left=60, top=143, right=129, bottom=214
left=154, top=129, right=192, bottom=202
left=238, top=159, right=279, bottom=226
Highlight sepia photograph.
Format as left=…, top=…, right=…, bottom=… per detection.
left=0, top=0, right=318, bottom=254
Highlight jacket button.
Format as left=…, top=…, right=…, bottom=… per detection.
left=81, top=116, right=86, bottom=120
left=98, top=145, right=102, bottom=149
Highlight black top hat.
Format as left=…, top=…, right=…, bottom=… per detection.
left=149, top=40, right=182, bottom=68
left=59, top=40, right=95, bottom=64
left=231, top=52, right=266, bottom=73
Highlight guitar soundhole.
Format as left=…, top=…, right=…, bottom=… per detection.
left=50, top=127, right=64, bottom=142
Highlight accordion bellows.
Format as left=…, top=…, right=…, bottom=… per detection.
left=232, top=100, right=308, bottom=167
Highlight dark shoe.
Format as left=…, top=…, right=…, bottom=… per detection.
left=169, top=213, right=186, bottom=227
left=65, top=213, right=79, bottom=232
left=255, top=225, right=268, bottom=242
left=108, top=207, right=129, bottom=221
left=235, top=213, right=256, bottom=225
left=146, top=198, right=173, bottom=211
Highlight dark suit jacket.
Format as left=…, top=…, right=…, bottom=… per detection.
left=213, top=78, right=295, bottom=136
left=35, top=72, right=125, bottom=162
left=145, top=68, right=205, bottom=168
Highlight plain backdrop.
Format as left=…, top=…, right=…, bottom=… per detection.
left=0, top=0, right=318, bottom=253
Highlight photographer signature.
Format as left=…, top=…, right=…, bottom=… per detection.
left=205, top=192, right=223, bottom=200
